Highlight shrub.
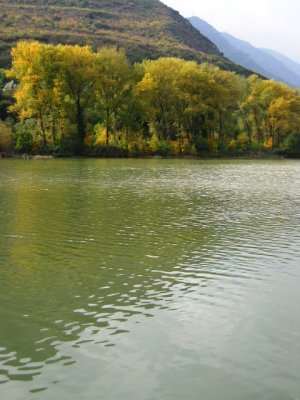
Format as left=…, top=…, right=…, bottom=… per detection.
left=207, top=138, right=219, bottom=154
left=194, top=137, right=209, bottom=154
left=148, top=134, right=159, bottom=154
left=0, top=121, right=13, bottom=152
left=227, top=139, right=237, bottom=154
left=90, top=144, right=128, bottom=157
left=31, top=138, right=51, bottom=155
left=128, top=138, right=149, bottom=156
left=14, top=119, right=37, bottom=153
left=277, top=132, right=300, bottom=158
left=156, top=139, right=172, bottom=156
left=236, top=132, right=250, bottom=151
left=170, top=140, right=181, bottom=156
left=181, top=140, right=196, bottom=156
left=218, top=140, right=229, bottom=154
left=263, top=137, right=273, bottom=150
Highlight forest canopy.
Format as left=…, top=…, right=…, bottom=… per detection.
left=1, top=41, right=300, bottom=157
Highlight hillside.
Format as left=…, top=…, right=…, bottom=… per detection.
left=261, top=48, right=300, bottom=79
left=189, top=17, right=269, bottom=77
left=190, top=16, right=300, bottom=88
left=0, top=0, right=249, bottom=74
left=222, top=33, right=300, bottom=89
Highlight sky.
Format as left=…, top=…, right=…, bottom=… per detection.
left=162, top=0, right=300, bottom=63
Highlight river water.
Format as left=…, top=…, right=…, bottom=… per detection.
left=0, top=158, right=299, bottom=400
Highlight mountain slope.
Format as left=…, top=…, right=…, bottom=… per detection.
left=189, top=16, right=269, bottom=77
left=261, top=48, right=300, bottom=79
left=222, top=33, right=300, bottom=88
left=189, top=16, right=300, bottom=88
left=0, top=0, right=249, bottom=74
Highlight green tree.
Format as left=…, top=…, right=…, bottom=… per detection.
left=94, top=47, right=131, bottom=145
left=56, top=44, right=97, bottom=149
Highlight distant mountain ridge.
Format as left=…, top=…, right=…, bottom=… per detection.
left=261, top=48, right=300, bottom=78
left=0, top=0, right=251, bottom=76
left=222, top=32, right=300, bottom=88
left=189, top=16, right=300, bottom=88
left=189, top=17, right=270, bottom=77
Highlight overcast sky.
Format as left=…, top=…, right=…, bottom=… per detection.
left=162, top=0, right=300, bottom=63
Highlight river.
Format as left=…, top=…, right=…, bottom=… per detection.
left=0, top=158, right=299, bottom=400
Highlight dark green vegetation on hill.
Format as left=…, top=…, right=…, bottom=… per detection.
left=0, top=0, right=249, bottom=75
left=1, top=42, right=300, bottom=158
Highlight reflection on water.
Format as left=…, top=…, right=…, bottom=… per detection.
left=0, top=159, right=300, bottom=400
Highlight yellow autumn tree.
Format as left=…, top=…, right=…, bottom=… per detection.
left=55, top=45, right=97, bottom=148
left=94, top=47, right=131, bottom=145
left=8, top=41, right=62, bottom=147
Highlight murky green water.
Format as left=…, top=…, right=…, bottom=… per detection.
left=0, top=158, right=299, bottom=400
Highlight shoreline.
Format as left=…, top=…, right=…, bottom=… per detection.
left=0, top=152, right=287, bottom=160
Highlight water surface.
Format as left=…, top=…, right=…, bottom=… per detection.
left=0, top=158, right=299, bottom=400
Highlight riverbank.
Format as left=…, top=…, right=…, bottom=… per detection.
left=0, top=151, right=286, bottom=160
left=0, top=153, right=55, bottom=159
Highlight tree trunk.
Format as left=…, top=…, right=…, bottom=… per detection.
left=76, top=99, right=85, bottom=143
left=253, top=109, right=262, bottom=143
left=38, top=110, right=48, bottom=148
left=51, top=116, right=57, bottom=143
left=243, top=115, right=252, bottom=145
left=106, top=109, right=110, bottom=145
left=218, top=109, right=223, bottom=141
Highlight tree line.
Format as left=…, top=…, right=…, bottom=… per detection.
left=1, top=41, right=300, bottom=157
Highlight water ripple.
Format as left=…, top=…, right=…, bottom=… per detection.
left=0, top=159, right=299, bottom=399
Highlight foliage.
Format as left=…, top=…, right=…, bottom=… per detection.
left=0, top=68, right=14, bottom=120
left=0, top=69, right=5, bottom=88
left=6, top=41, right=300, bottom=157
left=94, top=47, right=132, bottom=145
left=278, top=132, right=300, bottom=158
left=0, top=121, right=13, bottom=152
left=14, top=119, right=36, bottom=153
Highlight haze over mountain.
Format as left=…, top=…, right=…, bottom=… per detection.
left=189, top=16, right=300, bottom=89
left=163, top=0, right=300, bottom=65
left=223, top=32, right=300, bottom=88
left=0, top=0, right=250, bottom=75
left=261, top=48, right=300, bottom=79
